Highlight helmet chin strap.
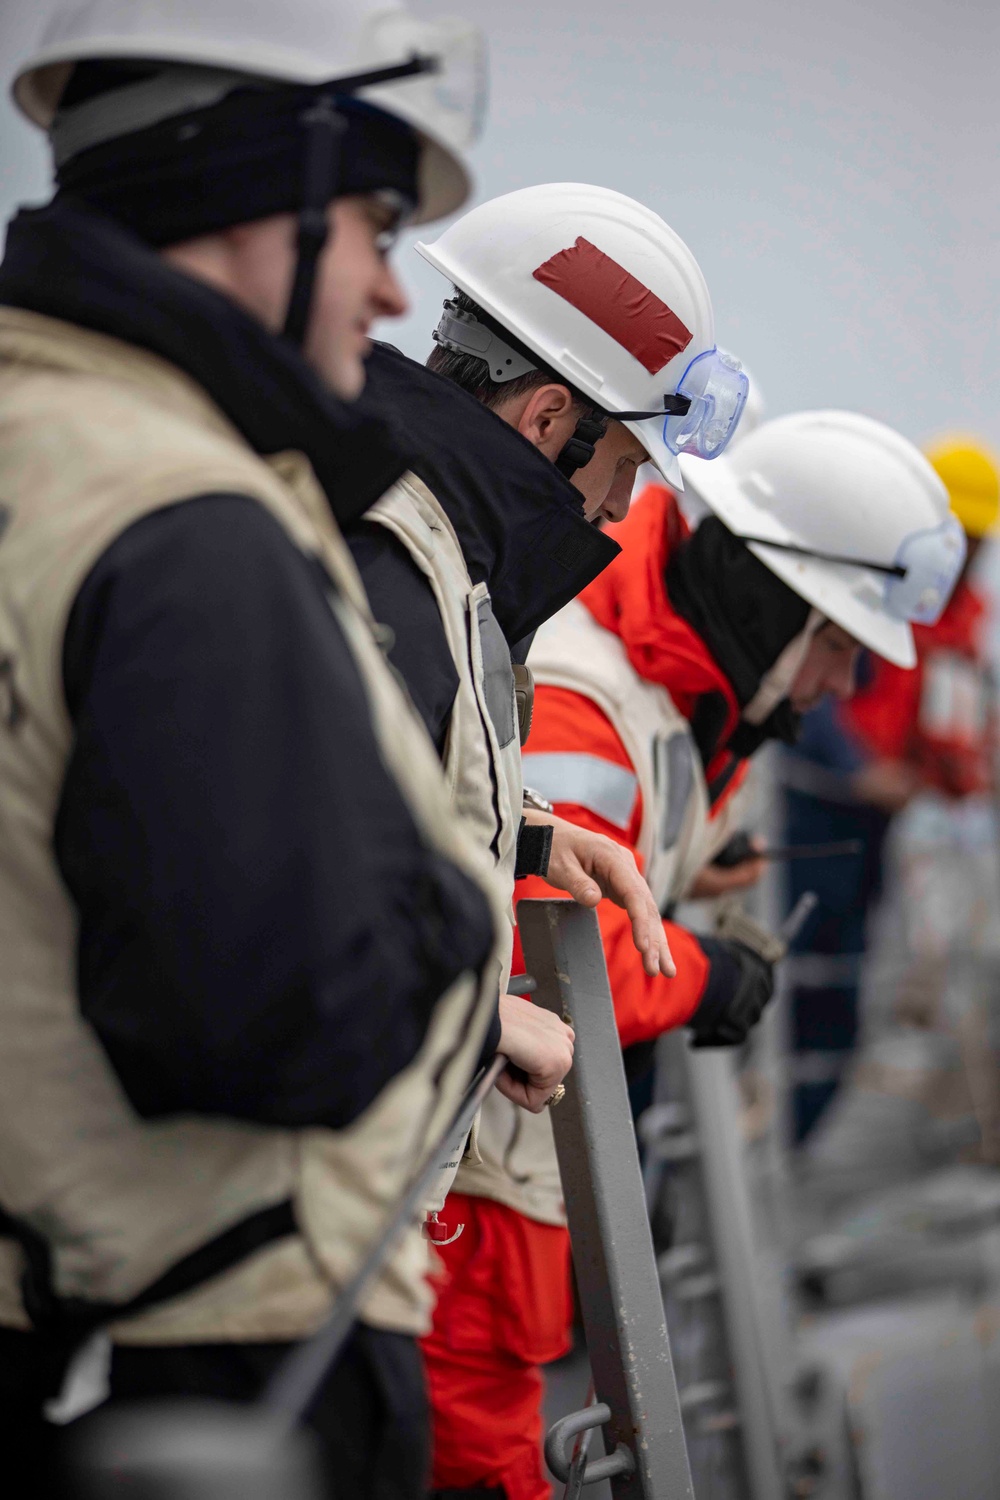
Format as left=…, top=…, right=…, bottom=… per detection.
left=282, top=95, right=346, bottom=347
left=555, top=413, right=608, bottom=479
left=282, top=54, right=436, bottom=348
left=555, top=394, right=691, bottom=480
left=741, top=609, right=824, bottom=725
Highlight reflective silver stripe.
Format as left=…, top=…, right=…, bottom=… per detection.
left=653, top=732, right=695, bottom=852
left=520, top=753, right=638, bottom=830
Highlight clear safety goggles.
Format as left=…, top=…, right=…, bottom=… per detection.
left=664, top=347, right=750, bottom=460
left=359, top=15, right=488, bottom=148
left=617, top=347, right=749, bottom=461
left=738, top=513, right=967, bottom=626
left=883, top=514, right=967, bottom=622
left=426, top=18, right=489, bottom=144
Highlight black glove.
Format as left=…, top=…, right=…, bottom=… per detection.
left=688, top=936, right=775, bottom=1048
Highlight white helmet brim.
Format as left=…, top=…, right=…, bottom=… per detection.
left=623, top=418, right=683, bottom=491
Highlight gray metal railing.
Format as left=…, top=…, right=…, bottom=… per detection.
left=519, top=898, right=697, bottom=1500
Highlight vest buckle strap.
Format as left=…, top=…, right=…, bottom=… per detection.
left=0, top=1200, right=298, bottom=1339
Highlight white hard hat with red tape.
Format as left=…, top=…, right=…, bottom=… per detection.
left=416, top=182, right=747, bottom=488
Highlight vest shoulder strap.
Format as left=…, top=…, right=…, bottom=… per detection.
left=366, top=472, right=523, bottom=940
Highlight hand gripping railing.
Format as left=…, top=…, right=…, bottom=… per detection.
left=518, top=898, right=696, bottom=1500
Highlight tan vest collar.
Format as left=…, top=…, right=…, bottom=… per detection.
left=0, top=305, right=240, bottom=441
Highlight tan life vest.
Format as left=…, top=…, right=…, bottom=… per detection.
left=0, top=306, right=505, bottom=1343
left=526, top=599, right=735, bottom=906
left=366, top=477, right=586, bottom=1226
left=366, top=474, right=524, bottom=977
left=454, top=598, right=738, bottom=1225
left=365, top=477, right=528, bottom=1219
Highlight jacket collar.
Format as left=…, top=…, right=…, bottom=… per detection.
left=0, top=199, right=415, bottom=527
left=581, top=484, right=743, bottom=737
left=360, top=343, right=620, bottom=646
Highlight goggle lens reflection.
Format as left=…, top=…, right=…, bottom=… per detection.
left=664, top=347, right=749, bottom=461
left=885, top=514, right=966, bottom=624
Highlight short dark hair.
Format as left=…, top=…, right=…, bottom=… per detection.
left=426, top=289, right=604, bottom=426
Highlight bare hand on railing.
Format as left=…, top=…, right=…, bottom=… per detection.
left=523, top=810, right=675, bottom=978
left=496, top=992, right=575, bottom=1113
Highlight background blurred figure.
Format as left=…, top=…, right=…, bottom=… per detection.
left=847, top=438, right=999, bottom=803
left=792, top=439, right=1000, bottom=1195
left=778, top=691, right=918, bottom=1139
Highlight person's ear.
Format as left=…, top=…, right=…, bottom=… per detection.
left=514, top=383, right=578, bottom=460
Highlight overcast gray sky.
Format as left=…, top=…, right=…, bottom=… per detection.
left=2, top=0, right=997, bottom=454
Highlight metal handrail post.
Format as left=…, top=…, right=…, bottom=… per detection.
left=683, top=1045, right=790, bottom=1499
left=518, top=898, right=695, bottom=1500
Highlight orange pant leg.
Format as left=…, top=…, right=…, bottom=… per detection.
left=421, top=1193, right=573, bottom=1500
left=424, top=1340, right=549, bottom=1499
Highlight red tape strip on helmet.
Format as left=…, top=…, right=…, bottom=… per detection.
left=532, top=236, right=692, bottom=375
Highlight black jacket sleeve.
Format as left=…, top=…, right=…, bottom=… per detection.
left=346, top=520, right=459, bottom=755
left=56, top=495, right=494, bottom=1129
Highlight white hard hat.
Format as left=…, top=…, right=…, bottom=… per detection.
left=416, top=183, right=745, bottom=488
left=13, top=0, right=486, bottom=224
left=679, top=411, right=964, bottom=669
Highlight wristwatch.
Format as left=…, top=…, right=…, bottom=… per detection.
left=522, top=786, right=554, bottom=815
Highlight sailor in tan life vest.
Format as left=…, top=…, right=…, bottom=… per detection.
left=351, top=183, right=750, bottom=1498
left=0, top=4, right=571, bottom=1491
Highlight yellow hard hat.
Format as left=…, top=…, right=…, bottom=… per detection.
left=925, top=436, right=1000, bottom=538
